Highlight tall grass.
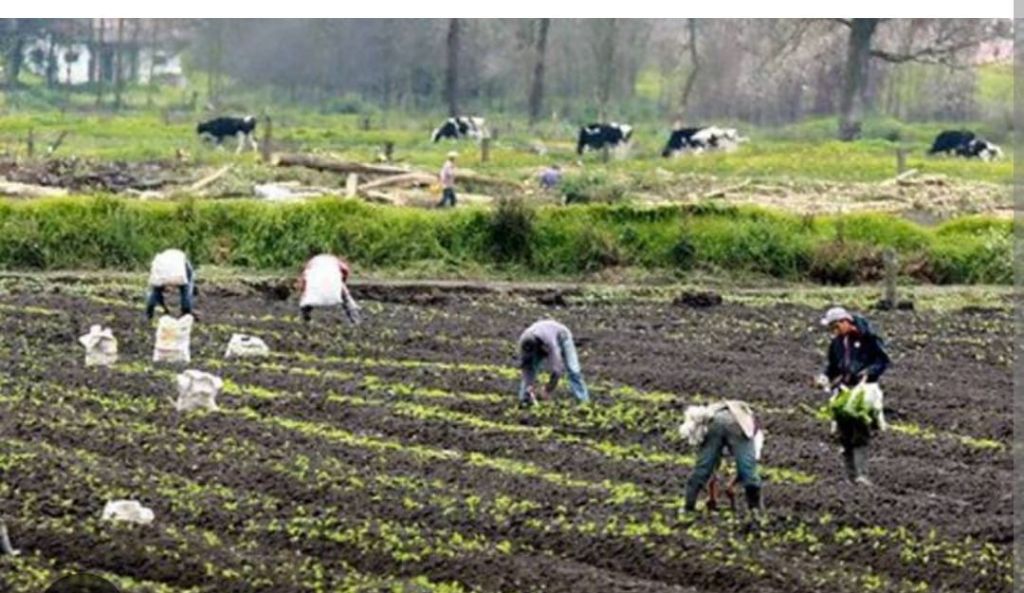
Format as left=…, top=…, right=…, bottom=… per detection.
left=0, top=197, right=1011, bottom=284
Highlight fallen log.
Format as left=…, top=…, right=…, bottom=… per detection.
left=702, top=178, right=751, bottom=199
left=358, top=172, right=435, bottom=192
left=0, top=179, right=69, bottom=198
left=274, top=153, right=409, bottom=176
left=187, top=164, right=233, bottom=193
left=456, top=169, right=522, bottom=190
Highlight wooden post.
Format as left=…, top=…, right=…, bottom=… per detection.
left=361, top=116, right=371, bottom=131
left=261, top=114, right=273, bottom=163
left=896, top=147, right=907, bottom=174
left=601, top=146, right=610, bottom=163
left=882, top=248, right=898, bottom=310
left=480, top=138, right=491, bottom=163
left=26, top=129, right=34, bottom=159
left=383, top=141, right=394, bottom=162
left=345, top=173, right=358, bottom=198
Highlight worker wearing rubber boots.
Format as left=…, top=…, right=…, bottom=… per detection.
left=517, top=319, right=589, bottom=408
left=679, top=400, right=764, bottom=520
left=816, top=307, right=890, bottom=486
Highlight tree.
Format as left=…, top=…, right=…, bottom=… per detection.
left=113, top=18, right=125, bottom=110
left=834, top=18, right=1008, bottom=140
left=444, top=18, right=460, bottom=116
left=95, top=18, right=105, bottom=107
left=836, top=18, right=879, bottom=140
left=677, top=19, right=700, bottom=120
left=527, top=18, right=550, bottom=125
left=589, top=18, right=617, bottom=120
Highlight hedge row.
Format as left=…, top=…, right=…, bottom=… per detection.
left=0, top=197, right=1012, bottom=284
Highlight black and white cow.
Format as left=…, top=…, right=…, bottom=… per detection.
left=576, top=123, right=633, bottom=155
left=196, top=116, right=258, bottom=153
left=432, top=116, right=488, bottom=142
left=662, top=126, right=745, bottom=157
left=928, top=130, right=1002, bottom=160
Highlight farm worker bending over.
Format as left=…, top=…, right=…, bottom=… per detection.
left=297, top=253, right=361, bottom=324
left=679, top=400, right=764, bottom=518
left=517, top=319, right=589, bottom=408
left=815, top=307, right=890, bottom=486
left=146, top=249, right=196, bottom=320
left=539, top=164, right=562, bottom=190
left=437, top=151, right=458, bottom=208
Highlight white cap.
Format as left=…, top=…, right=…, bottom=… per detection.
left=447, top=151, right=458, bottom=159
left=820, top=306, right=853, bottom=326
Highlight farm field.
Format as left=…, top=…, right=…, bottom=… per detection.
left=0, top=274, right=1012, bottom=593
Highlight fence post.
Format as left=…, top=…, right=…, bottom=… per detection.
left=896, top=147, right=907, bottom=175
left=881, top=248, right=898, bottom=309
left=261, top=114, right=273, bottom=163
left=383, top=141, right=394, bottom=162
left=481, top=138, right=491, bottom=163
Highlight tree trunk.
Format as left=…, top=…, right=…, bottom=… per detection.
left=95, top=19, right=105, bottom=106
left=444, top=18, right=460, bottom=117
left=594, top=19, right=617, bottom=121
left=114, top=18, right=125, bottom=111
left=3, top=20, right=26, bottom=89
left=147, top=19, right=159, bottom=107
left=527, top=18, right=550, bottom=126
left=677, top=19, right=700, bottom=121
left=87, top=18, right=96, bottom=84
left=45, top=35, right=58, bottom=89
left=837, top=19, right=879, bottom=141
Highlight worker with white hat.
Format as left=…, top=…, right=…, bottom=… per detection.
left=815, top=306, right=891, bottom=486
left=437, top=151, right=458, bottom=208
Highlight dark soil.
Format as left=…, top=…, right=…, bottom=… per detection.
left=0, top=277, right=1011, bottom=593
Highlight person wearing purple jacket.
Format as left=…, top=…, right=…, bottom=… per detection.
left=517, top=319, right=589, bottom=408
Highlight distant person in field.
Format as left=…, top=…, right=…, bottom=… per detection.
left=297, top=252, right=361, bottom=324
left=678, top=400, right=764, bottom=519
left=517, top=319, right=589, bottom=408
left=437, top=151, right=458, bottom=208
left=146, top=249, right=196, bottom=320
left=539, top=164, right=562, bottom=190
left=815, top=307, right=890, bottom=486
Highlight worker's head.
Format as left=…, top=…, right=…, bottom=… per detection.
left=820, top=307, right=855, bottom=337
left=520, top=338, right=547, bottom=368
left=447, top=151, right=458, bottom=161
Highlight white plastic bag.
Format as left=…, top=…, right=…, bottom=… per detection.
left=300, top=255, right=344, bottom=308
left=149, top=249, right=188, bottom=287
left=102, top=500, right=155, bottom=525
left=830, top=382, right=887, bottom=431
left=225, top=334, right=270, bottom=358
left=79, top=325, right=118, bottom=367
left=153, top=314, right=193, bottom=364
left=173, top=370, right=223, bottom=412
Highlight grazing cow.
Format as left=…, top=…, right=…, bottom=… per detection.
left=576, top=123, right=633, bottom=155
left=928, top=130, right=1003, bottom=160
left=432, top=116, right=488, bottom=142
left=662, top=125, right=745, bottom=157
left=196, top=116, right=258, bottom=153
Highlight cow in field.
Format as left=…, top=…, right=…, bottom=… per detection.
left=196, top=116, right=258, bottom=153
left=432, top=116, right=489, bottom=142
left=662, top=125, right=746, bottom=157
left=928, top=130, right=1003, bottom=161
left=577, top=123, right=633, bottom=155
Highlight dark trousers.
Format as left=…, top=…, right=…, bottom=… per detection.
left=837, top=417, right=871, bottom=480
left=146, top=281, right=194, bottom=320
left=685, top=410, right=761, bottom=510
left=438, top=187, right=457, bottom=207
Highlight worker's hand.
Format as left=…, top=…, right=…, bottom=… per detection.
left=539, top=386, right=550, bottom=401
left=814, top=374, right=831, bottom=391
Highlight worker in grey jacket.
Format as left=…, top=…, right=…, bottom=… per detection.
left=679, top=400, right=764, bottom=518
left=517, top=319, right=589, bottom=407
